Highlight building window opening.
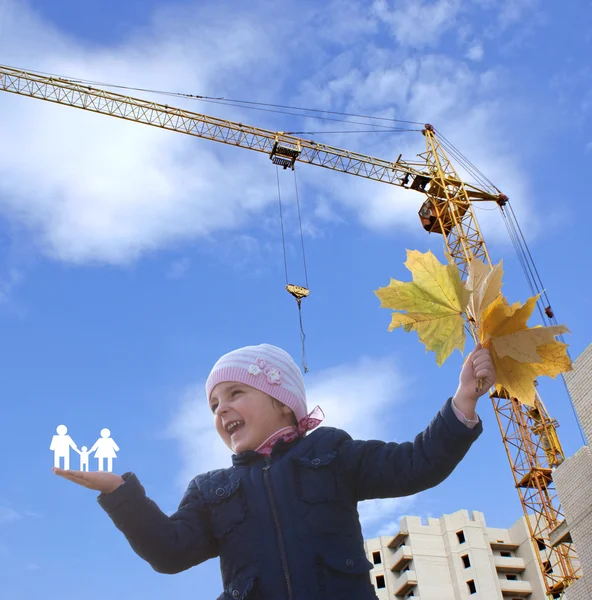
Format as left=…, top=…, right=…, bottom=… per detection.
left=456, top=530, right=466, bottom=544
left=461, top=554, right=471, bottom=568
left=467, top=579, right=476, bottom=594
left=501, top=551, right=512, bottom=557
left=376, top=574, right=385, bottom=589
left=543, top=560, right=554, bottom=574
left=536, top=538, right=546, bottom=551
left=372, top=551, right=382, bottom=565
left=507, top=574, right=518, bottom=581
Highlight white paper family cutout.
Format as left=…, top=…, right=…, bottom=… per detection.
left=50, top=425, right=120, bottom=472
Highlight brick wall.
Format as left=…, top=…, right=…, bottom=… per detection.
left=554, top=447, right=592, bottom=600
left=555, top=343, right=592, bottom=600
left=564, top=343, right=592, bottom=444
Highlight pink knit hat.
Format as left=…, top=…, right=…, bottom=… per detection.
left=206, top=343, right=309, bottom=422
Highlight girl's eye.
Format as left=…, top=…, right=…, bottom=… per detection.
left=211, top=403, right=218, bottom=413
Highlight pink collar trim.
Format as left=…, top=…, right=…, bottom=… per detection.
left=255, top=406, right=324, bottom=455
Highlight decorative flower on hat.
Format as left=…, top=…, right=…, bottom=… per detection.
left=248, top=358, right=283, bottom=385
left=265, top=367, right=282, bottom=385
left=248, top=364, right=262, bottom=376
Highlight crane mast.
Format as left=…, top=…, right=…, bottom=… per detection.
left=0, top=64, right=580, bottom=597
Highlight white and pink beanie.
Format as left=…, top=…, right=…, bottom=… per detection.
left=206, top=343, right=316, bottom=426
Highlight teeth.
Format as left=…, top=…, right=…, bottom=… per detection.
left=226, top=421, right=243, bottom=433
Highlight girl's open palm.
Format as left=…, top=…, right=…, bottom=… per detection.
left=53, top=467, right=124, bottom=494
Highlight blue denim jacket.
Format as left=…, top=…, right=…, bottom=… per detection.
left=98, top=397, right=482, bottom=599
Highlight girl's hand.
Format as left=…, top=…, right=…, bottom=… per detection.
left=53, top=467, right=124, bottom=494
left=458, top=343, right=495, bottom=400
left=453, top=344, right=496, bottom=420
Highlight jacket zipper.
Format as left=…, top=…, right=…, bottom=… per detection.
left=263, top=455, right=294, bottom=600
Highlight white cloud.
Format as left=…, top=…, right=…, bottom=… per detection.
left=296, top=52, right=537, bottom=245
left=0, top=0, right=540, bottom=268
left=305, top=358, right=421, bottom=533
left=372, top=0, right=461, bottom=49
left=469, top=0, right=540, bottom=26
left=359, top=496, right=416, bottom=537
left=0, top=268, right=23, bottom=306
left=166, top=383, right=232, bottom=489
left=0, top=504, right=40, bottom=523
left=167, top=257, right=190, bottom=280
left=496, top=0, right=540, bottom=28
left=166, top=353, right=412, bottom=490
left=0, top=1, right=280, bottom=265
left=166, top=353, right=421, bottom=532
left=466, top=43, right=484, bottom=61
left=0, top=505, right=22, bottom=523
left=304, top=355, right=407, bottom=439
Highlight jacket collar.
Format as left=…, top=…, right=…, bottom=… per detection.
left=231, top=435, right=302, bottom=466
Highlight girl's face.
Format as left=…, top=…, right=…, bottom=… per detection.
left=209, top=382, right=295, bottom=454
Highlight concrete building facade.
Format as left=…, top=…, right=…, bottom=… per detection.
left=553, top=342, right=592, bottom=600
left=365, top=509, right=548, bottom=599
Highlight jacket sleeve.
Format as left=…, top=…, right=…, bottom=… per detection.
left=339, top=397, right=483, bottom=501
left=97, top=472, right=217, bottom=574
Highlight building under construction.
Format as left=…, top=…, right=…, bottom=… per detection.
left=365, top=509, right=549, bottom=599
left=363, top=344, right=591, bottom=599
left=552, top=343, right=592, bottom=600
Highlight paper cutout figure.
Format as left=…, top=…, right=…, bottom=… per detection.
left=50, top=425, right=120, bottom=472
left=74, top=446, right=91, bottom=471
left=49, top=425, right=78, bottom=470
left=89, top=428, right=119, bottom=472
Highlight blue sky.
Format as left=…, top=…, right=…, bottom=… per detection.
left=0, top=0, right=591, bottom=598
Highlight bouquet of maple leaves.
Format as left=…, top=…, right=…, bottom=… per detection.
left=375, top=250, right=572, bottom=405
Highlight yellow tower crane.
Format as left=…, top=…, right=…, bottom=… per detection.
left=0, top=64, right=581, bottom=597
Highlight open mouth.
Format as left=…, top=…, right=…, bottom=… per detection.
left=226, top=420, right=245, bottom=436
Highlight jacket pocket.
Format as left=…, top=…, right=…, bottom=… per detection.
left=203, top=479, right=247, bottom=538
left=294, top=451, right=339, bottom=503
left=217, top=569, right=259, bottom=600
left=316, top=548, right=375, bottom=599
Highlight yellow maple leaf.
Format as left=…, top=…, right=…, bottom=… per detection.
left=533, top=341, right=572, bottom=378
left=374, top=249, right=470, bottom=365
left=375, top=250, right=572, bottom=405
left=466, top=257, right=504, bottom=324
left=493, top=324, right=570, bottom=363
left=481, top=294, right=538, bottom=340
left=478, top=294, right=572, bottom=404
left=491, top=342, right=571, bottom=405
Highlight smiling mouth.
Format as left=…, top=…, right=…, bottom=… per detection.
left=226, top=421, right=245, bottom=435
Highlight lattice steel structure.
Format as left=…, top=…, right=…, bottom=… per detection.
left=0, top=63, right=580, bottom=597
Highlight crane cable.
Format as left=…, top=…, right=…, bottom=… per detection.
left=500, top=204, right=587, bottom=446
left=7, top=64, right=424, bottom=131
left=13, top=64, right=582, bottom=433
left=435, top=128, right=586, bottom=446
left=276, top=166, right=310, bottom=373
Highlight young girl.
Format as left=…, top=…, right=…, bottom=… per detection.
left=54, top=343, right=495, bottom=599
